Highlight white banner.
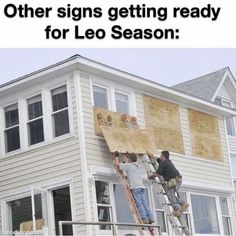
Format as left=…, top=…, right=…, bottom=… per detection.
left=0, top=0, right=235, bottom=47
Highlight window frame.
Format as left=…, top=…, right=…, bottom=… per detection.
left=4, top=102, right=21, bottom=153
left=91, top=78, right=136, bottom=117
left=114, top=90, right=131, bottom=115
left=50, top=84, right=70, bottom=138
left=92, top=84, right=110, bottom=110
left=219, top=196, right=232, bottom=235
left=27, top=94, right=45, bottom=146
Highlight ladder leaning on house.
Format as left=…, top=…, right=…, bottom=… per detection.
left=97, top=113, right=191, bottom=235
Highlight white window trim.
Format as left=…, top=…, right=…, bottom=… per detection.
left=90, top=76, right=137, bottom=117
left=0, top=79, right=74, bottom=159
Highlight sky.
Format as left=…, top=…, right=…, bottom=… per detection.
left=0, top=48, right=236, bottom=87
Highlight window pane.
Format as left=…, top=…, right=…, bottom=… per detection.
left=222, top=217, right=231, bottom=235
left=214, top=98, right=222, bottom=105
left=226, top=118, right=236, bottom=136
left=53, top=110, right=69, bottom=137
left=52, top=86, right=68, bottom=112
left=220, top=197, right=229, bottom=215
left=97, top=206, right=111, bottom=230
left=191, top=194, right=219, bottom=234
left=96, top=181, right=110, bottom=204
left=93, top=85, right=108, bottom=109
left=5, top=127, right=20, bottom=152
left=113, top=184, right=135, bottom=230
left=230, top=153, right=236, bottom=177
left=115, top=92, right=129, bottom=114
left=10, top=194, right=42, bottom=232
left=28, top=96, right=42, bottom=120
left=28, top=119, right=44, bottom=145
left=156, top=211, right=166, bottom=232
left=5, top=104, right=19, bottom=128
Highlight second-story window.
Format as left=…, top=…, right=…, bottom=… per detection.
left=4, top=103, right=20, bottom=152
left=27, top=95, right=44, bottom=145
left=115, top=92, right=129, bottom=114
left=51, top=85, right=69, bottom=137
left=93, top=85, right=108, bottom=109
left=215, top=97, right=236, bottom=136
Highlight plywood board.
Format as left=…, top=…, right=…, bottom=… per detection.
left=101, top=126, right=158, bottom=154
left=93, top=107, right=135, bottom=136
left=188, top=109, right=223, bottom=161
left=143, top=95, right=185, bottom=154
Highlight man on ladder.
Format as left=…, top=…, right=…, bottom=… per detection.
left=148, top=150, right=189, bottom=217
left=114, top=152, right=155, bottom=225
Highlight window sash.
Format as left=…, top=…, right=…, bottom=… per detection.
left=28, top=118, right=44, bottom=145
left=5, top=126, right=20, bottom=152
left=52, top=110, right=69, bottom=137
left=5, top=104, right=19, bottom=128
left=28, top=99, right=43, bottom=120
left=51, top=86, right=68, bottom=112
left=93, top=85, right=108, bottom=109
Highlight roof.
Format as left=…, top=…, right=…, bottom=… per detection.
left=172, top=68, right=228, bottom=101
left=0, top=54, right=235, bottom=117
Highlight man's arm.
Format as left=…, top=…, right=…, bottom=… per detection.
left=114, top=151, right=129, bottom=171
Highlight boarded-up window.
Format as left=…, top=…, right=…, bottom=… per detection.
left=143, top=95, right=184, bottom=154
left=188, top=109, right=223, bottom=161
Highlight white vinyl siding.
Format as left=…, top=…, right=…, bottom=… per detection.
left=0, top=74, right=86, bottom=235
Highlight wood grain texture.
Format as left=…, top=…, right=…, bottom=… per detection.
left=143, top=95, right=185, bottom=154
left=101, top=126, right=158, bottom=154
left=93, top=107, right=133, bottom=136
left=188, top=109, right=223, bottom=161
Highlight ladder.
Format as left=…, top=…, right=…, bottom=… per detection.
left=139, top=154, right=191, bottom=235
left=122, top=115, right=191, bottom=235
left=112, top=153, right=156, bottom=236
left=97, top=113, right=157, bottom=236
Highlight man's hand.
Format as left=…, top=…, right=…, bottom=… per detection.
left=148, top=173, right=158, bottom=180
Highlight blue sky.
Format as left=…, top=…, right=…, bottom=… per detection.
left=0, top=48, right=236, bottom=86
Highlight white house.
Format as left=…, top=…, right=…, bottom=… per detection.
left=0, top=55, right=235, bottom=236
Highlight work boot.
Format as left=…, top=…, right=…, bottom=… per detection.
left=149, top=219, right=155, bottom=224
left=181, top=202, right=189, bottom=212
left=142, top=219, right=150, bottom=224
left=172, top=209, right=181, bottom=217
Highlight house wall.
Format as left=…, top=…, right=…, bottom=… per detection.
left=78, top=72, right=234, bottom=235
left=0, top=73, right=86, bottom=235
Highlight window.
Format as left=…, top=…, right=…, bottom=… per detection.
left=9, top=194, right=43, bottom=232
left=226, top=118, right=236, bottom=136
left=51, top=85, right=69, bottom=137
left=191, top=194, right=219, bottom=234
left=115, top=92, right=129, bottom=114
left=4, top=103, right=20, bottom=152
left=93, top=85, right=108, bottom=109
left=179, top=192, right=191, bottom=234
left=27, top=95, right=44, bottom=145
left=153, top=192, right=167, bottom=233
left=113, top=184, right=135, bottom=230
left=220, top=197, right=231, bottom=235
left=215, top=97, right=236, bottom=136
left=95, top=181, right=112, bottom=230
left=230, top=153, right=236, bottom=177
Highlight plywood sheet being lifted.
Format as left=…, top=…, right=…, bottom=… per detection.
left=143, top=95, right=184, bottom=154
left=101, top=126, right=158, bottom=154
left=93, top=107, right=134, bottom=136
left=188, top=109, right=223, bottom=161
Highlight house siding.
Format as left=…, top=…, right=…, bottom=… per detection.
left=0, top=74, right=86, bottom=235
left=79, top=72, right=233, bottom=234
left=218, top=85, right=232, bottom=101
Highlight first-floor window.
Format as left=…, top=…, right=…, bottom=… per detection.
left=153, top=192, right=167, bottom=233
left=95, top=181, right=112, bottom=230
left=9, top=194, right=43, bottom=232
left=4, top=103, right=20, bottom=152
left=113, top=184, right=135, bottom=230
left=220, top=197, right=231, bottom=235
left=191, top=194, right=219, bottom=234
left=179, top=192, right=191, bottom=234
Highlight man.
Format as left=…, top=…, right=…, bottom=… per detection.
left=149, top=150, right=189, bottom=217
left=115, top=152, right=154, bottom=224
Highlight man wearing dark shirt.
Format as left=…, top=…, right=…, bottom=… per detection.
left=149, top=150, right=189, bottom=217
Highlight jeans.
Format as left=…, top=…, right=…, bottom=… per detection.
left=166, top=177, right=184, bottom=210
left=131, top=188, right=154, bottom=220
